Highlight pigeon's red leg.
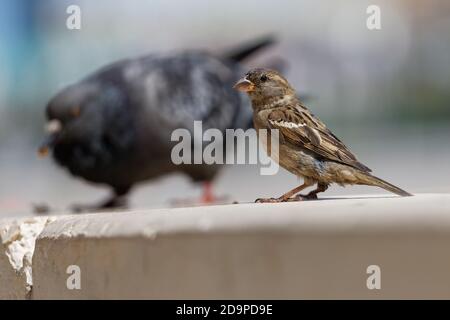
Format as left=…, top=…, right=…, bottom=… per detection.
left=201, top=181, right=215, bottom=204
left=170, top=182, right=230, bottom=206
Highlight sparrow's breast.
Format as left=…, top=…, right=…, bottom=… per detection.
left=253, top=111, right=325, bottom=181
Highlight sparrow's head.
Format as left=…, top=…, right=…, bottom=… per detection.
left=234, top=68, right=295, bottom=101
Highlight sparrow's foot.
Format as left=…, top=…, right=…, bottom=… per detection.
left=284, top=193, right=319, bottom=201
left=285, top=194, right=307, bottom=202
left=255, top=196, right=299, bottom=203
left=304, top=193, right=318, bottom=200
left=255, top=189, right=321, bottom=203
left=255, top=197, right=284, bottom=203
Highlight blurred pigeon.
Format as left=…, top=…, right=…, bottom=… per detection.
left=39, top=36, right=277, bottom=211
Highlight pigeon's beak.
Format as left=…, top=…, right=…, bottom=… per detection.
left=38, top=120, right=62, bottom=157
left=233, top=78, right=255, bottom=92
left=45, top=119, right=62, bottom=134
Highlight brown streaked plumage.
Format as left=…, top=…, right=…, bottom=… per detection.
left=234, top=68, right=412, bottom=202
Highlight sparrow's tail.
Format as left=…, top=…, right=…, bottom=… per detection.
left=224, top=35, right=276, bottom=62
left=360, top=173, right=412, bottom=197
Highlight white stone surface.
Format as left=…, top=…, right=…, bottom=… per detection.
left=28, top=193, right=450, bottom=299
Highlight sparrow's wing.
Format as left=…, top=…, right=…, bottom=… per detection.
left=267, top=105, right=372, bottom=172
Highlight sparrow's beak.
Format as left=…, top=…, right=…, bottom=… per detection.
left=38, top=119, right=62, bottom=157
left=233, top=78, right=255, bottom=92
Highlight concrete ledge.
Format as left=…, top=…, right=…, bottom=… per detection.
left=0, top=217, right=53, bottom=299
left=2, top=194, right=450, bottom=299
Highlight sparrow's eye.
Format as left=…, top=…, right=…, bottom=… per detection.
left=260, top=74, right=268, bottom=82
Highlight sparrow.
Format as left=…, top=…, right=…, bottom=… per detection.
left=38, top=37, right=278, bottom=211
left=234, top=68, right=412, bottom=202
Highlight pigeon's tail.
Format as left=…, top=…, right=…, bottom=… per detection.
left=359, top=173, right=413, bottom=197
left=225, top=35, right=276, bottom=62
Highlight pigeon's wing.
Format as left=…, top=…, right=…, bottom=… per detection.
left=224, top=35, right=276, bottom=62
left=267, top=104, right=372, bottom=172
left=134, top=53, right=250, bottom=133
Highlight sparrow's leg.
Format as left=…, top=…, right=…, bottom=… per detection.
left=71, top=185, right=131, bottom=213
left=302, top=183, right=329, bottom=200
left=255, top=181, right=314, bottom=203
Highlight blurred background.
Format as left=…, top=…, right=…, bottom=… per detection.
left=0, top=0, right=449, bottom=217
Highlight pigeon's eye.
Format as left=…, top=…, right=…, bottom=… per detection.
left=71, top=106, right=81, bottom=117
left=260, top=74, right=268, bottom=82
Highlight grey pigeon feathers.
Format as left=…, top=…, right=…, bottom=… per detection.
left=41, top=37, right=276, bottom=210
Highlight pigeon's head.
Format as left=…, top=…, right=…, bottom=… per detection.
left=38, top=82, right=107, bottom=157
left=233, top=68, right=295, bottom=101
